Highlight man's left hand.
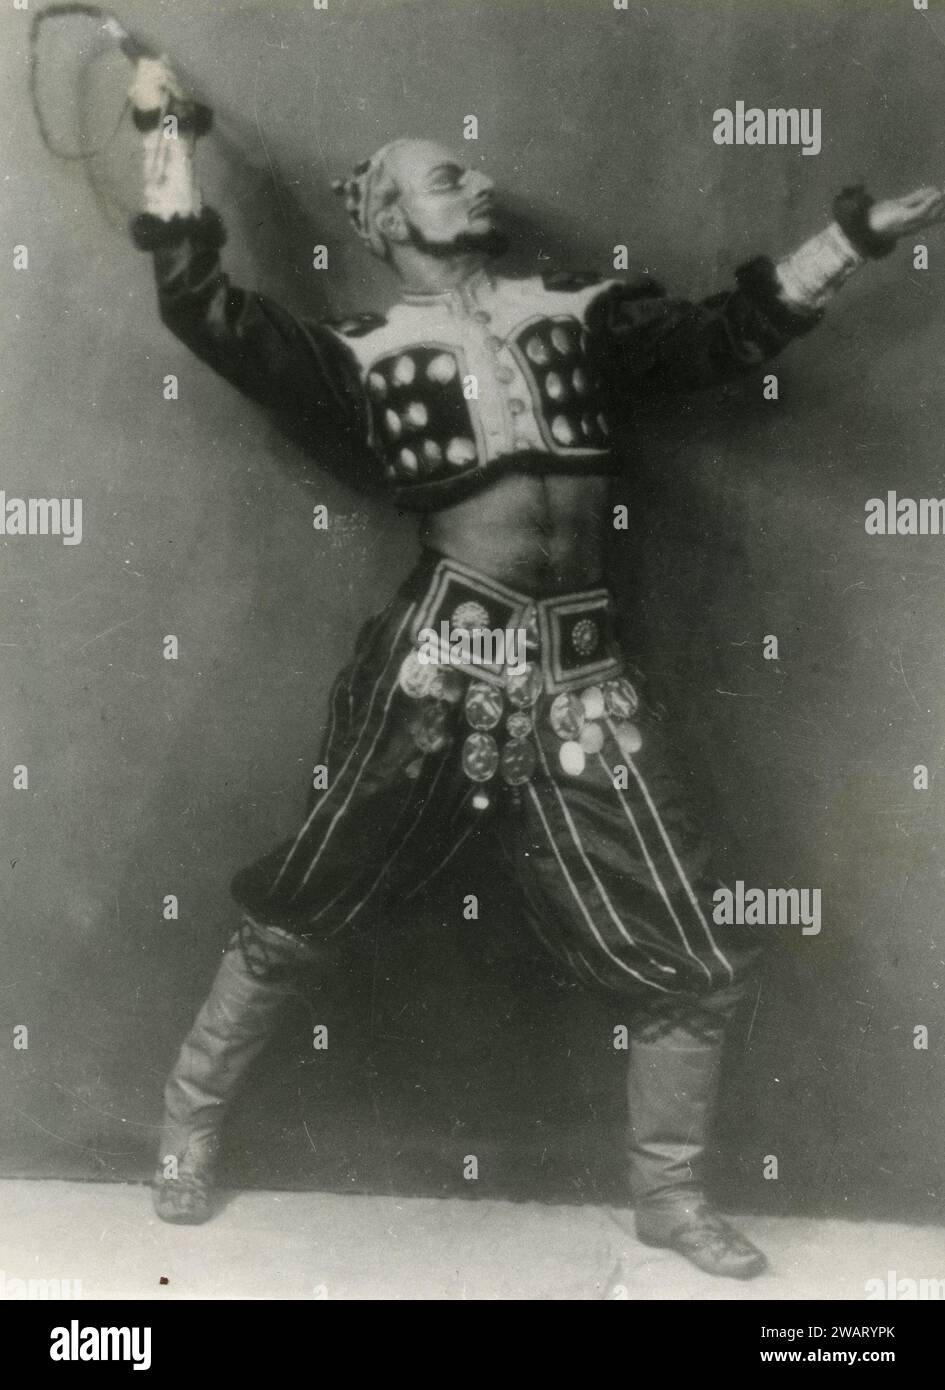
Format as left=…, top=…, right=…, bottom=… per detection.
left=868, top=186, right=945, bottom=239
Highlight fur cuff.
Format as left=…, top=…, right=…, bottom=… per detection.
left=130, top=206, right=226, bottom=253
left=132, top=102, right=213, bottom=137
left=735, top=255, right=822, bottom=334
left=833, top=185, right=896, bottom=260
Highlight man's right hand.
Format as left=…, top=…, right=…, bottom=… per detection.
left=129, top=57, right=187, bottom=114
left=131, top=57, right=209, bottom=220
left=129, top=57, right=212, bottom=139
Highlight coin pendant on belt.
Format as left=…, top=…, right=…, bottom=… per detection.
left=464, top=681, right=504, bottom=731
left=506, top=710, right=533, bottom=740
left=462, top=731, right=499, bottom=782
left=499, top=737, right=536, bottom=786
left=549, top=691, right=585, bottom=740
left=410, top=700, right=450, bottom=753
left=613, top=720, right=643, bottom=757
left=506, top=663, right=543, bottom=709
left=558, top=740, right=586, bottom=776
left=603, top=675, right=639, bottom=719
left=398, top=649, right=438, bottom=700
left=579, top=720, right=604, bottom=754
left=580, top=684, right=605, bottom=721
left=431, top=668, right=465, bottom=705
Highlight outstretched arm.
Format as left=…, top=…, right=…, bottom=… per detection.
left=587, top=184, right=945, bottom=398
left=128, top=60, right=371, bottom=475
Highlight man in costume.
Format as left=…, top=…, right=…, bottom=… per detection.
left=130, top=58, right=945, bottom=1278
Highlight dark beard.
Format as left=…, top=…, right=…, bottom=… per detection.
left=405, top=220, right=509, bottom=260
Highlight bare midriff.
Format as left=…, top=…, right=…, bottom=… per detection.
left=420, top=471, right=611, bottom=595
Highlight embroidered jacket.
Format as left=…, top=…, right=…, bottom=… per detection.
left=133, top=207, right=821, bottom=511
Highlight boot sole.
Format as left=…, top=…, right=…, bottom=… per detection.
left=153, top=1204, right=215, bottom=1226
left=636, top=1229, right=768, bottom=1279
left=151, top=1183, right=216, bottom=1226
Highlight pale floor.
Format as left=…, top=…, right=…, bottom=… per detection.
left=1, top=1179, right=943, bottom=1300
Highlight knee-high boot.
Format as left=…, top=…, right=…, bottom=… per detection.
left=153, top=918, right=316, bottom=1225
left=625, top=999, right=767, bottom=1280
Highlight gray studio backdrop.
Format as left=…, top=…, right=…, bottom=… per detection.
left=2, top=0, right=943, bottom=1218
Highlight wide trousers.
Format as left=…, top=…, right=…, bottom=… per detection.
left=230, top=551, right=761, bottom=1004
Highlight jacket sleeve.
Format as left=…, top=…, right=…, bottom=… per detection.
left=585, top=256, right=822, bottom=401
left=131, top=207, right=378, bottom=489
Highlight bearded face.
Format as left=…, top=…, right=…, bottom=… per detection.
left=376, top=139, right=506, bottom=259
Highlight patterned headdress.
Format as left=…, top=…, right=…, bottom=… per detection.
left=331, top=139, right=414, bottom=258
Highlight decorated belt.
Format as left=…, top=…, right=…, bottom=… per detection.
left=396, top=555, right=643, bottom=805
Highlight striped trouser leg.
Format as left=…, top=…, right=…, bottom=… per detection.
left=514, top=697, right=761, bottom=1002
left=229, top=594, right=474, bottom=942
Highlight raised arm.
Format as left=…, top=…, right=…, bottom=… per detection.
left=127, top=60, right=372, bottom=480
left=587, top=184, right=945, bottom=398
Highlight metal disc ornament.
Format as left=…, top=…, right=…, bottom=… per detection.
left=506, top=663, right=543, bottom=709
left=398, top=649, right=438, bottom=700
left=430, top=668, right=465, bottom=704
left=549, top=691, right=585, bottom=740
left=558, top=740, right=586, bottom=776
left=464, top=681, right=504, bottom=731
left=451, top=599, right=491, bottom=632
left=462, top=731, right=499, bottom=782
left=603, top=675, right=640, bottom=719
left=409, top=700, right=451, bottom=753
left=499, top=737, right=537, bottom=786
left=613, top=721, right=643, bottom=758
left=580, top=684, right=605, bottom=720
left=506, top=711, right=533, bottom=740
left=579, top=721, right=604, bottom=754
